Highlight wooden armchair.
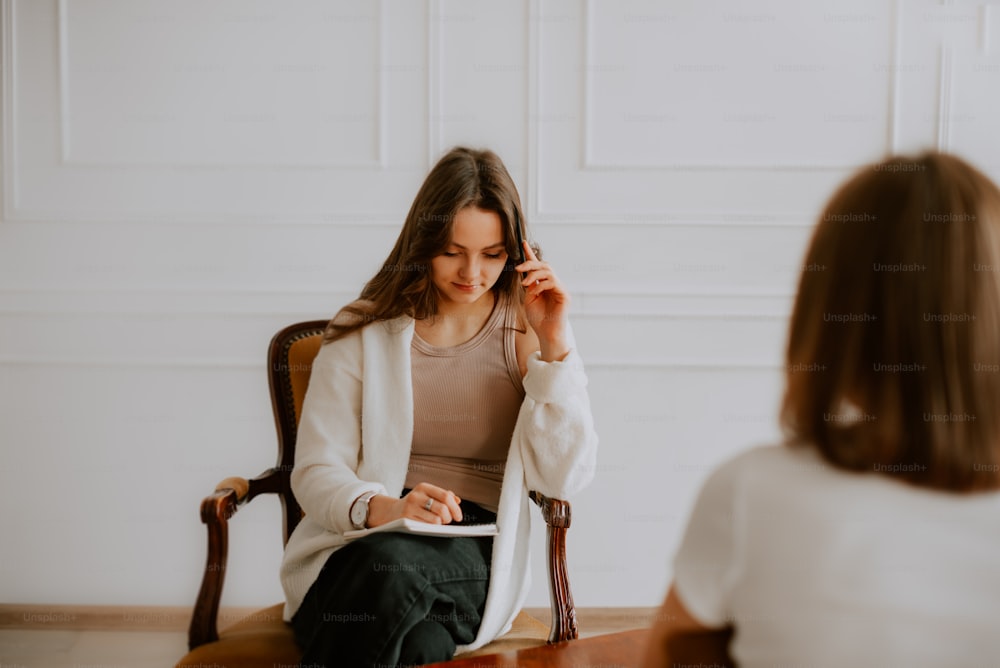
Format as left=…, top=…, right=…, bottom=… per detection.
left=176, top=320, right=579, bottom=667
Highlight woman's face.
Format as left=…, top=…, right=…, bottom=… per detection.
left=429, top=206, right=509, bottom=308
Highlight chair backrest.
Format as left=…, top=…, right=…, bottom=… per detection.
left=267, top=320, right=330, bottom=545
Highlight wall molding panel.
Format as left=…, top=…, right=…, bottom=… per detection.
left=1, top=0, right=17, bottom=221
left=5, top=0, right=431, bottom=223
left=56, top=0, right=389, bottom=169
left=579, top=0, right=901, bottom=171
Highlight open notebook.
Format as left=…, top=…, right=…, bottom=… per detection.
left=344, top=518, right=498, bottom=541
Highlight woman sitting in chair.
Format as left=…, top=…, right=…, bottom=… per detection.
left=279, top=146, right=598, bottom=667
left=642, top=151, right=1000, bottom=667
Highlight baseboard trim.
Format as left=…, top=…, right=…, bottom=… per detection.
left=0, top=604, right=659, bottom=633
left=0, top=604, right=256, bottom=632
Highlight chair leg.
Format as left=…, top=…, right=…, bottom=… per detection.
left=529, top=492, right=578, bottom=643
left=189, top=489, right=236, bottom=649
left=545, top=522, right=579, bottom=643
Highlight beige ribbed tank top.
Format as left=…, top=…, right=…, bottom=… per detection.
left=405, top=291, right=525, bottom=512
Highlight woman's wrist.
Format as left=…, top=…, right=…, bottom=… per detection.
left=538, top=338, right=570, bottom=363
left=364, top=494, right=398, bottom=529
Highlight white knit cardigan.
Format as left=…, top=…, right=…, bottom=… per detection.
left=278, top=315, right=598, bottom=652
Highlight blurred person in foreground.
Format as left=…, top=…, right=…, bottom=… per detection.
left=642, top=152, right=1000, bottom=668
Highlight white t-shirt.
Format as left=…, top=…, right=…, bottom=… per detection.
left=674, top=445, right=1000, bottom=668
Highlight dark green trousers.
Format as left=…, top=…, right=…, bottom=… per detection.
left=292, top=513, right=494, bottom=667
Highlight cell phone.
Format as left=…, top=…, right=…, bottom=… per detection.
left=513, top=209, right=527, bottom=273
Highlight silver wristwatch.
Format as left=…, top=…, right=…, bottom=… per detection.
left=349, top=491, right=378, bottom=530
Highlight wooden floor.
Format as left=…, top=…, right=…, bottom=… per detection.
left=0, top=605, right=658, bottom=667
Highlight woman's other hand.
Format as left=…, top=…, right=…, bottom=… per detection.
left=366, top=482, right=463, bottom=528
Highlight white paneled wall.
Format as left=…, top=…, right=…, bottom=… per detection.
left=2, top=0, right=1000, bottom=610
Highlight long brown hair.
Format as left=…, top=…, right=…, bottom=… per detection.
left=781, top=151, right=1000, bottom=492
left=325, top=147, right=528, bottom=342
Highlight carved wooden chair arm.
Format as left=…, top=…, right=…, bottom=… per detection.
left=529, top=491, right=577, bottom=643
left=188, top=470, right=277, bottom=650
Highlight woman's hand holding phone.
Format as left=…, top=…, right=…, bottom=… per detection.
left=516, top=240, right=571, bottom=363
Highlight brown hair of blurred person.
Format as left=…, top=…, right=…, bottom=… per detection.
left=781, top=152, right=1000, bottom=492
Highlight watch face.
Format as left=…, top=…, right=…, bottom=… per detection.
left=351, top=497, right=367, bottom=528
